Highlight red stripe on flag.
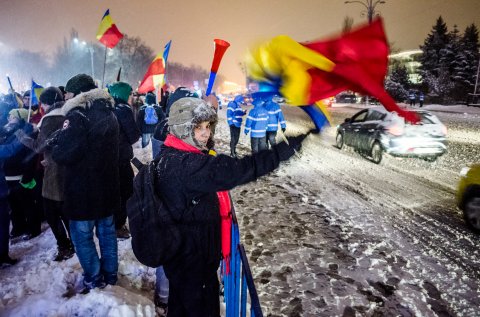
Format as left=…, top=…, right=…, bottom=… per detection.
left=138, top=57, right=166, bottom=93
left=99, top=25, right=124, bottom=49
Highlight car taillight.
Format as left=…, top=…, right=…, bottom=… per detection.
left=441, top=125, right=447, bottom=136
left=387, top=124, right=404, bottom=136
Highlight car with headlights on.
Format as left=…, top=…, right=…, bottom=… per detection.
left=335, top=107, right=447, bottom=164
left=457, top=164, right=480, bottom=232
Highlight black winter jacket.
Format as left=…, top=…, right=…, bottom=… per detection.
left=50, top=89, right=121, bottom=221
left=155, top=142, right=292, bottom=281
left=114, top=103, right=140, bottom=162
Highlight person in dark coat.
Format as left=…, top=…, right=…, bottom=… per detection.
left=3, top=108, right=40, bottom=241
left=50, top=83, right=120, bottom=290
left=155, top=97, right=307, bottom=316
left=109, top=82, right=141, bottom=239
left=17, top=86, right=74, bottom=261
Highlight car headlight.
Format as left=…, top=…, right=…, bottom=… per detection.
left=460, top=167, right=470, bottom=177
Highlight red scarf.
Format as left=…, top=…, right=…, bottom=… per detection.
left=164, top=134, right=233, bottom=273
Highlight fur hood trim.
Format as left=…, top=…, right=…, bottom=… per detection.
left=37, top=107, right=64, bottom=129
left=61, top=88, right=114, bottom=116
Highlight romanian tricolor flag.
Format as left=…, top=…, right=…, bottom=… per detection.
left=246, top=18, right=418, bottom=131
left=138, top=53, right=166, bottom=93
left=30, top=80, right=43, bottom=106
left=96, top=9, right=123, bottom=49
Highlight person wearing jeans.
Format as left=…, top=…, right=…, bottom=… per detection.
left=50, top=78, right=121, bottom=291
left=70, top=216, right=118, bottom=287
left=154, top=266, right=169, bottom=312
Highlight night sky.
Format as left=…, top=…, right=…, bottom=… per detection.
left=0, top=0, right=479, bottom=85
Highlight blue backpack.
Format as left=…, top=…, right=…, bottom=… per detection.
left=144, top=105, right=159, bottom=125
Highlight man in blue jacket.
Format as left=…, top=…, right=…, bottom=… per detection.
left=0, top=122, right=32, bottom=266
left=244, top=98, right=269, bottom=153
left=264, top=96, right=286, bottom=149
left=226, top=95, right=246, bottom=158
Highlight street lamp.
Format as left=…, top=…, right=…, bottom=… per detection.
left=73, top=38, right=95, bottom=79
left=344, top=0, right=386, bottom=23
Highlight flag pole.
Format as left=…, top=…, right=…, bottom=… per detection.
left=101, top=46, right=107, bottom=88
left=27, top=79, right=33, bottom=122
left=6, top=75, right=18, bottom=108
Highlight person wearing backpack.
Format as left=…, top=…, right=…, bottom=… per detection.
left=148, top=97, right=308, bottom=316
left=137, top=93, right=164, bottom=148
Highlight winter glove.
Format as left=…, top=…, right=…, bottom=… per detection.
left=274, top=132, right=309, bottom=161
left=281, top=127, right=286, bottom=133
left=22, top=123, right=34, bottom=135
left=20, top=178, right=36, bottom=190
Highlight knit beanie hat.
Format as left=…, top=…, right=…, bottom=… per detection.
left=168, top=97, right=217, bottom=150
left=9, top=108, right=30, bottom=121
left=166, top=87, right=199, bottom=115
left=65, top=74, right=97, bottom=96
left=40, top=86, right=64, bottom=106
left=145, top=93, right=156, bottom=105
left=109, top=82, right=132, bottom=103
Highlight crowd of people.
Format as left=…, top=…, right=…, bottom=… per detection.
left=0, top=74, right=306, bottom=317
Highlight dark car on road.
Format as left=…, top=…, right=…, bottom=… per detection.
left=335, top=107, right=447, bottom=164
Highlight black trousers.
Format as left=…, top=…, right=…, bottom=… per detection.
left=8, top=180, right=41, bottom=236
left=116, top=161, right=134, bottom=229
left=165, top=265, right=220, bottom=317
left=250, top=136, right=267, bottom=154
left=266, top=131, right=277, bottom=149
left=43, top=198, right=71, bottom=249
left=229, top=126, right=241, bottom=155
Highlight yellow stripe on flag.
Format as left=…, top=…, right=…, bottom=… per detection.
left=96, top=15, right=114, bottom=39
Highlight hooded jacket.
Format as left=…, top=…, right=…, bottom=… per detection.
left=264, top=98, right=286, bottom=132
left=226, top=95, right=245, bottom=128
left=244, top=99, right=269, bottom=138
left=50, top=89, right=121, bottom=221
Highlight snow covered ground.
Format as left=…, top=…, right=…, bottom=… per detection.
left=0, top=103, right=479, bottom=316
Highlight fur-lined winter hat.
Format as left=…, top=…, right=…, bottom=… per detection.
left=40, top=86, right=64, bottom=106
left=145, top=93, right=156, bottom=105
left=65, top=74, right=97, bottom=96
left=108, top=82, right=132, bottom=103
left=168, top=97, right=217, bottom=150
left=166, top=87, right=198, bottom=115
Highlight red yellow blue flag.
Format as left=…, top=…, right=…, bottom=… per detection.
left=96, top=9, right=123, bottom=49
left=246, top=18, right=418, bottom=131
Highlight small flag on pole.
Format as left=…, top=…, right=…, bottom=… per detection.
left=30, top=80, right=44, bottom=106
left=96, top=9, right=123, bottom=49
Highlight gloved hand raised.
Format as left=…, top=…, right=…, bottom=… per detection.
left=274, top=131, right=310, bottom=161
